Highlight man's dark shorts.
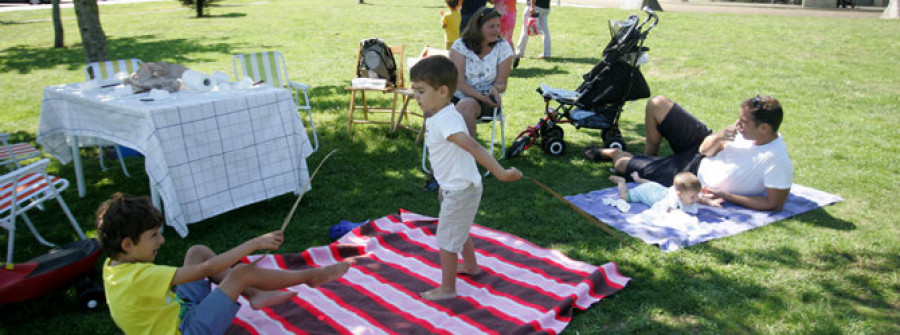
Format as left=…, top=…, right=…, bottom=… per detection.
left=625, top=103, right=713, bottom=186
left=452, top=95, right=499, bottom=118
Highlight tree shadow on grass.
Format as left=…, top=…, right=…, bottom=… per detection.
left=574, top=240, right=898, bottom=333
left=202, top=12, right=248, bottom=18
left=309, top=85, right=355, bottom=111
left=791, top=207, right=854, bottom=230
left=691, top=242, right=900, bottom=331
left=543, top=57, right=599, bottom=66
left=0, top=35, right=243, bottom=75
left=509, top=65, right=570, bottom=79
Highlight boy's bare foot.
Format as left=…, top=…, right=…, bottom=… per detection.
left=308, top=261, right=351, bottom=287
left=420, top=287, right=457, bottom=300
left=456, top=265, right=482, bottom=276
left=248, top=290, right=297, bottom=310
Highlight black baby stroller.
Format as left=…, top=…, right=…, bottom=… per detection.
left=506, top=7, right=658, bottom=159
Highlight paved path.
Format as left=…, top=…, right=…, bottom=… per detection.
left=562, top=0, right=884, bottom=18
left=0, top=0, right=885, bottom=18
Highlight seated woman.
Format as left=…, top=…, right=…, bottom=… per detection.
left=449, top=6, right=514, bottom=139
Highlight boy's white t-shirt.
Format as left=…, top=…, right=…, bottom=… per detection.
left=697, top=133, right=793, bottom=196
left=425, top=104, right=482, bottom=191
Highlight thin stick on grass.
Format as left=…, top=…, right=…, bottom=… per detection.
left=252, top=149, right=339, bottom=265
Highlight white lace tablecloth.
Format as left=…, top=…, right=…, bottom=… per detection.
left=38, top=83, right=312, bottom=237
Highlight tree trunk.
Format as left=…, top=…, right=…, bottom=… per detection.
left=52, top=0, right=64, bottom=48
left=196, top=0, right=205, bottom=17
left=73, top=0, right=108, bottom=62
left=884, top=0, right=899, bottom=19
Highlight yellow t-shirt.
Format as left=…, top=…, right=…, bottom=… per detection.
left=442, top=9, right=461, bottom=50
left=103, top=258, right=182, bottom=335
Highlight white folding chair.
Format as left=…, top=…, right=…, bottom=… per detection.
left=421, top=100, right=506, bottom=174
left=233, top=51, right=319, bottom=153
left=84, top=58, right=143, bottom=82
left=83, top=59, right=142, bottom=177
left=0, top=133, right=40, bottom=171
left=1, top=159, right=84, bottom=266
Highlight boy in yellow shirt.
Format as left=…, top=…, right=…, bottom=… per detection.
left=98, top=192, right=350, bottom=334
left=441, top=0, right=461, bottom=49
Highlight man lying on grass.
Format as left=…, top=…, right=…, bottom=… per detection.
left=591, top=95, right=793, bottom=211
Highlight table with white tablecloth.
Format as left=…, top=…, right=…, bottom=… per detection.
left=38, top=84, right=312, bottom=237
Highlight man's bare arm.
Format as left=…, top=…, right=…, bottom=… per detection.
left=708, top=187, right=790, bottom=211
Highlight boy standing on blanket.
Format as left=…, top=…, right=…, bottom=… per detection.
left=610, top=171, right=722, bottom=214
left=410, top=56, right=522, bottom=300
left=97, top=192, right=350, bottom=334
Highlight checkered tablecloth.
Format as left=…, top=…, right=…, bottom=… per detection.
left=38, top=84, right=312, bottom=237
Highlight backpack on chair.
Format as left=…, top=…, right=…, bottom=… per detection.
left=357, top=38, right=398, bottom=87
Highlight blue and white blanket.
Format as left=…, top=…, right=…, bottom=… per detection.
left=565, top=184, right=843, bottom=252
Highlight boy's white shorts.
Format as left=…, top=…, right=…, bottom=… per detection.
left=436, top=183, right=483, bottom=253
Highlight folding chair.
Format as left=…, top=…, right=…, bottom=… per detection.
left=0, top=133, right=40, bottom=171
left=84, top=58, right=143, bottom=82
left=1, top=159, right=84, bottom=265
left=421, top=103, right=506, bottom=174
left=345, top=43, right=408, bottom=133
left=233, top=51, right=319, bottom=153
left=83, top=59, right=141, bottom=177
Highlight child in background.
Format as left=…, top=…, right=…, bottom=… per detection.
left=513, top=0, right=552, bottom=68
left=97, top=193, right=350, bottom=334
left=610, top=171, right=722, bottom=214
left=489, top=0, right=517, bottom=48
left=441, top=0, right=461, bottom=49
left=409, top=56, right=522, bottom=300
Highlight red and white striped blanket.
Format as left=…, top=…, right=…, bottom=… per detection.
left=228, top=210, right=630, bottom=334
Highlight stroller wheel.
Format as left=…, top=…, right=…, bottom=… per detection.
left=543, top=125, right=564, bottom=140
left=506, top=134, right=532, bottom=159
left=606, top=139, right=626, bottom=151
left=601, top=128, right=627, bottom=151
left=542, top=136, right=566, bottom=156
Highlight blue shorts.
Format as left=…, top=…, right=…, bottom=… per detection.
left=627, top=182, right=667, bottom=207
left=177, top=280, right=240, bottom=335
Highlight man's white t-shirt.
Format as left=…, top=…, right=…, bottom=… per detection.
left=697, top=133, right=793, bottom=196
left=425, top=104, right=482, bottom=191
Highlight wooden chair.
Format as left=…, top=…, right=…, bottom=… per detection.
left=395, top=46, right=452, bottom=141
left=345, top=43, right=409, bottom=133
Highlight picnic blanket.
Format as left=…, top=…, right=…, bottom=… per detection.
left=565, top=184, right=843, bottom=252
left=227, top=210, right=630, bottom=334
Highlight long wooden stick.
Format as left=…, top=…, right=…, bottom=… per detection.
left=279, top=148, right=339, bottom=231
left=252, top=149, right=338, bottom=264
left=524, top=175, right=633, bottom=248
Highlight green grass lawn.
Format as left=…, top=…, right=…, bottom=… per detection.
left=1, top=0, right=898, bottom=333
